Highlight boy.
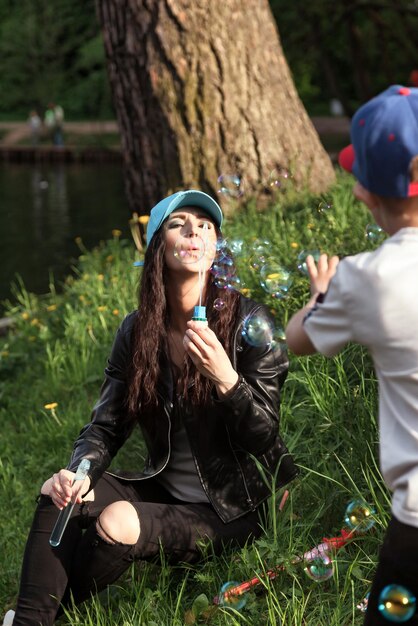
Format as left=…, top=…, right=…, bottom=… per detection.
left=286, top=84, right=418, bottom=625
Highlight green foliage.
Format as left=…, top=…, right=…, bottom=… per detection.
left=269, top=0, right=418, bottom=114
left=0, top=0, right=113, bottom=119
left=0, top=177, right=389, bottom=623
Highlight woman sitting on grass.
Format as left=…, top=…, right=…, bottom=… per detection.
left=5, top=189, right=297, bottom=626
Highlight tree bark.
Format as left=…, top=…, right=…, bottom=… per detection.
left=97, top=0, right=335, bottom=212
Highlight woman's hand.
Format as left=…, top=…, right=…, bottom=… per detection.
left=183, top=320, right=239, bottom=397
left=41, top=469, right=91, bottom=510
left=307, top=253, right=339, bottom=297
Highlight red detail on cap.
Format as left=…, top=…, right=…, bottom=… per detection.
left=398, top=87, right=411, bottom=96
left=338, top=144, right=355, bottom=173
left=409, top=182, right=418, bottom=197
left=388, top=133, right=395, bottom=141
left=359, top=118, right=365, bottom=126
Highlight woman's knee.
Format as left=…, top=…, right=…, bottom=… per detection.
left=96, top=500, right=140, bottom=545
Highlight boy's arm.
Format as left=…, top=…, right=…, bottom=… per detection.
left=286, top=254, right=340, bottom=356
left=286, top=294, right=320, bottom=355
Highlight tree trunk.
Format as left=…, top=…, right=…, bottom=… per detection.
left=97, top=0, right=335, bottom=212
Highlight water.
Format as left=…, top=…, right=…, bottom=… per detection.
left=0, top=162, right=127, bottom=313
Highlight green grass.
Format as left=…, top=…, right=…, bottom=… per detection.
left=0, top=174, right=388, bottom=624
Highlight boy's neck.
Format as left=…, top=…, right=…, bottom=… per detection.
left=375, top=198, right=418, bottom=236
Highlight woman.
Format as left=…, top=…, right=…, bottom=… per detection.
left=6, top=189, right=298, bottom=626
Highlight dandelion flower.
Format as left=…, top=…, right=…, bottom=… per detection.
left=97, top=305, right=107, bottom=312
left=44, top=402, right=58, bottom=410
left=290, top=242, right=299, bottom=249
left=138, top=215, right=150, bottom=225
left=46, top=304, right=57, bottom=312
left=97, top=274, right=104, bottom=281
left=112, top=229, right=122, bottom=238
left=21, top=312, right=30, bottom=320
left=112, top=309, right=119, bottom=316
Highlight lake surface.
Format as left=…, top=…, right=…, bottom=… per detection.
left=0, top=162, right=127, bottom=313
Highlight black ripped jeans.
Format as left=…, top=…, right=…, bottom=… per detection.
left=13, top=473, right=263, bottom=626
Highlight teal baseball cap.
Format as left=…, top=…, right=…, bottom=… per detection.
left=146, top=190, right=223, bottom=244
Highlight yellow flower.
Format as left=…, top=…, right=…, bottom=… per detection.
left=21, top=312, right=30, bottom=320
left=97, top=305, right=107, bottom=312
left=307, top=222, right=314, bottom=230
left=112, top=309, right=120, bottom=316
left=30, top=318, right=40, bottom=326
left=290, top=242, right=298, bottom=249
left=112, top=229, right=122, bottom=238
left=79, top=295, right=85, bottom=302
left=44, top=402, right=58, bottom=410
left=46, top=304, right=57, bottom=311
left=111, top=276, right=118, bottom=283
left=106, top=255, right=114, bottom=262
left=240, top=288, right=251, bottom=296
left=138, top=215, right=150, bottom=225
left=97, top=274, right=104, bottom=281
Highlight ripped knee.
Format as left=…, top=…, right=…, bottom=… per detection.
left=96, top=500, right=140, bottom=545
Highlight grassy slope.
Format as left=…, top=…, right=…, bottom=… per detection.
left=0, top=174, right=389, bottom=624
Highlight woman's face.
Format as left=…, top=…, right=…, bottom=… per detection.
left=163, top=207, right=218, bottom=274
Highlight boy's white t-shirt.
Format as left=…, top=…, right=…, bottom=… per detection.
left=303, top=227, right=418, bottom=528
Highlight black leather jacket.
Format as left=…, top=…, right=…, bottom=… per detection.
left=68, top=295, right=298, bottom=523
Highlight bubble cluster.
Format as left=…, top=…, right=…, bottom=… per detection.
left=378, top=584, right=416, bottom=623
left=344, top=499, right=375, bottom=533
left=297, top=250, right=321, bottom=276
left=217, top=174, right=243, bottom=199
left=219, top=581, right=247, bottom=611
left=303, top=554, right=334, bottom=583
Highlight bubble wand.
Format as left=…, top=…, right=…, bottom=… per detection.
left=192, top=222, right=209, bottom=323
left=49, top=458, right=91, bottom=547
left=214, top=527, right=356, bottom=606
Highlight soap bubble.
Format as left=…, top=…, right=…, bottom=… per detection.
left=217, top=174, right=243, bottom=198
left=378, top=584, right=416, bottom=622
left=317, top=200, right=333, bottom=214
left=365, top=223, right=386, bottom=244
left=214, top=298, right=226, bottom=311
left=219, top=581, right=247, bottom=611
left=297, top=250, right=321, bottom=276
left=260, top=263, right=293, bottom=298
left=265, top=167, right=292, bottom=191
left=249, top=239, right=272, bottom=271
left=173, top=235, right=208, bottom=265
left=270, top=326, right=287, bottom=351
left=303, top=554, right=334, bottom=582
left=227, top=238, right=246, bottom=258
left=344, top=499, right=375, bottom=533
left=242, top=314, right=274, bottom=347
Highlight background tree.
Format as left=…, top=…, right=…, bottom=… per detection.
left=96, top=0, right=335, bottom=212
left=271, top=0, right=418, bottom=116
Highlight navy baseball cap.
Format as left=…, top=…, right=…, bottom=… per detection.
left=338, top=85, right=418, bottom=198
left=146, top=189, right=223, bottom=244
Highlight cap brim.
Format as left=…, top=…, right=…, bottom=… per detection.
left=163, top=190, right=223, bottom=228
left=338, top=144, right=355, bottom=173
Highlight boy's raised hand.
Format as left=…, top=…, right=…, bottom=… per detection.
left=306, top=253, right=339, bottom=296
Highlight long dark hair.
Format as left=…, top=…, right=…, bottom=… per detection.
left=126, top=226, right=241, bottom=420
